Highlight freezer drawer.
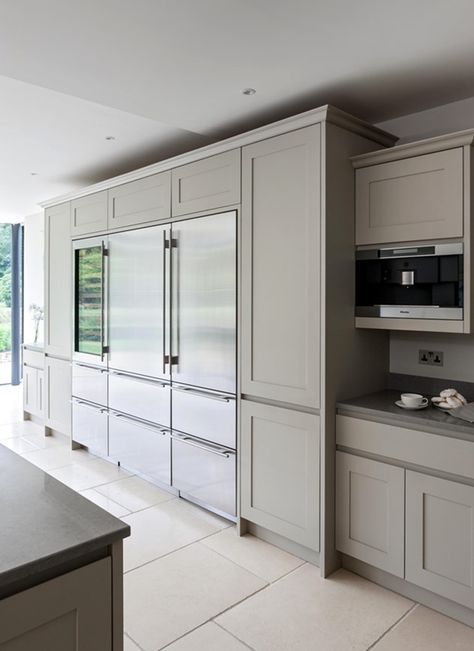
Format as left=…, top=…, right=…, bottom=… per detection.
left=171, top=432, right=236, bottom=518
left=172, top=385, right=235, bottom=448
left=109, top=411, right=171, bottom=486
left=72, top=363, right=108, bottom=406
left=109, top=371, right=170, bottom=426
left=72, top=399, right=108, bottom=456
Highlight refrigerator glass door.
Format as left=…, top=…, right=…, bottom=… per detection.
left=108, top=225, right=170, bottom=379
left=73, top=237, right=108, bottom=367
left=171, top=211, right=236, bottom=393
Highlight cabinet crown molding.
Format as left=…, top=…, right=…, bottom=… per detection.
left=352, top=127, right=474, bottom=168
left=40, top=104, right=396, bottom=209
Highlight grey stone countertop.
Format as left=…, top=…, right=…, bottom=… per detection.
left=0, top=445, right=130, bottom=593
left=337, top=390, right=474, bottom=441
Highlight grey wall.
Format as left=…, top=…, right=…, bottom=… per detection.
left=377, top=98, right=474, bottom=382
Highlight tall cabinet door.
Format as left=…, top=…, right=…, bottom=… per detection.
left=171, top=211, right=236, bottom=393
left=108, top=225, right=169, bottom=379
left=45, top=203, right=71, bottom=358
left=241, top=126, right=321, bottom=408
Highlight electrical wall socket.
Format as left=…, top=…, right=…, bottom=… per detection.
left=418, top=349, right=444, bottom=366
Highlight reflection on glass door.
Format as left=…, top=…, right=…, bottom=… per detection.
left=74, top=240, right=106, bottom=361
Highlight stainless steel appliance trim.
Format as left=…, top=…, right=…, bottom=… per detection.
left=356, top=242, right=464, bottom=260
left=356, top=306, right=464, bottom=320
left=101, top=240, right=109, bottom=360
left=109, top=409, right=169, bottom=434
left=71, top=398, right=108, bottom=413
left=109, top=370, right=169, bottom=387
left=162, top=229, right=168, bottom=374
left=178, top=491, right=237, bottom=523
left=171, top=385, right=235, bottom=403
left=171, top=431, right=236, bottom=458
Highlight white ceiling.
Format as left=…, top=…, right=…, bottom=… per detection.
left=1, top=0, right=474, bottom=220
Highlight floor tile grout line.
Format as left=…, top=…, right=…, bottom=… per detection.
left=366, top=602, right=418, bottom=650
left=213, top=620, right=257, bottom=650
left=124, top=631, right=146, bottom=651
left=80, top=488, right=133, bottom=516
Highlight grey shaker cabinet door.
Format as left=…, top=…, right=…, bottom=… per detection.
left=171, top=149, right=240, bottom=216
left=0, top=558, right=112, bottom=651
left=355, top=148, right=463, bottom=245
left=241, top=400, right=320, bottom=550
left=44, top=356, right=71, bottom=436
left=108, top=171, right=171, bottom=229
left=241, top=126, right=321, bottom=409
left=44, top=202, right=72, bottom=358
left=406, top=470, right=474, bottom=609
left=71, top=190, right=108, bottom=237
left=336, top=452, right=405, bottom=578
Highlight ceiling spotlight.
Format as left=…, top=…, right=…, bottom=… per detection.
left=242, top=88, right=256, bottom=96
left=30, top=172, right=38, bottom=176
left=105, top=136, right=116, bottom=141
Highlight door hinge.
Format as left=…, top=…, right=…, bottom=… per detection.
left=164, top=238, right=177, bottom=249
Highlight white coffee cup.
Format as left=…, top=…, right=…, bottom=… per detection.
left=401, top=393, right=427, bottom=408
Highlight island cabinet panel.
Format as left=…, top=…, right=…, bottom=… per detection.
left=336, top=452, right=405, bottom=578
left=355, top=147, right=463, bottom=245
left=71, top=190, right=108, bottom=237
left=406, top=471, right=474, bottom=609
left=0, top=558, right=112, bottom=651
left=44, top=356, right=71, bottom=435
left=45, top=202, right=71, bottom=358
left=171, top=149, right=240, bottom=216
left=108, top=171, right=171, bottom=229
left=241, top=125, right=321, bottom=409
left=241, top=400, right=320, bottom=550
left=23, top=366, right=44, bottom=419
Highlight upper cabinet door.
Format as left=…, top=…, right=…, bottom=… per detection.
left=171, top=149, right=240, bottom=217
left=241, top=126, right=321, bottom=409
left=108, top=171, right=171, bottom=229
left=45, top=202, right=72, bottom=358
left=355, top=148, right=464, bottom=245
left=71, top=191, right=108, bottom=237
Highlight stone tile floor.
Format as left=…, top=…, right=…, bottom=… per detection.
left=3, top=384, right=474, bottom=650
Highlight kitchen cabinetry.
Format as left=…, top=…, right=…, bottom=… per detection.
left=71, top=191, right=108, bottom=237
left=171, top=149, right=240, bottom=216
left=406, top=471, right=474, bottom=609
left=336, top=451, right=404, bottom=577
left=241, top=400, right=320, bottom=550
left=108, top=171, right=171, bottom=229
left=241, top=126, right=321, bottom=409
left=44, top=202, right=71, bottom=359
left=0, top=558, right=112, bottom=651
left=355, top=148, right=463, bottom=245
left=23, top=366, right=44, bottom=419
left=44, top=356, right=71, bottom=436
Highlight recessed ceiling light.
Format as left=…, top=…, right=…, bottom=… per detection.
left=105, top=136, right=116, bottom=141
left=242, top=88, right=256, bottom=96
left=30, top=172, right=38, bottom=176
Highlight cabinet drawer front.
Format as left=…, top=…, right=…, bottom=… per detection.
left=355, top=148, right=463, bottom=245
left=72, top=400, right=108, bottom=456
left=172, top=385, right=235, bottom=448
left=172, top=149, right=240, bottom=216
left=241, top=126, right=321, bottom=408
left=109, top=372, right=170, bottom=426
left=171, top=434, right=236, bottom=517
left=23, top=349, right=44, bottom=369
left=406, top=471, right=474, bottom=609
left=72, top=363, right=108, bottom=406
left=336, top=452, right=405, bottom=577
left=109, top=413, right=170, bottom=485
left=108, top=172, right=171, bottom=228
left=241, top=400, right=320, bottom=550
left=71, top=191, right=108, bottom=237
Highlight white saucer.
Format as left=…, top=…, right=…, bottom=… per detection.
left=395, top=399, right=428, bottom=411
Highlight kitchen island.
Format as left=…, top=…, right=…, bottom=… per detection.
left=0, top=445, right=130, bottom=650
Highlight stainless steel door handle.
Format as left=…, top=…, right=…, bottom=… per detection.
left=72, top=399, right=108, bottom=414
left=73, top=362, right=109, bottom=373
left=101, top=240, right=109, bottom=360
left=109, top=410, right=169, bottom=435
left=172, top=385, right=233, bottom=403
left=109, top=370, right=168, bottom=387
left=171, top=432, right=235, bottom=458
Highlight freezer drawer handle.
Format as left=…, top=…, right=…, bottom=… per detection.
left=171, top=432, right=235, bottom=458
left=72, top=399, right=108, bottom=414
left=172, top=385, right=234, bottom=403
left=73, top=362, right=109, bottom=374
left=109, top=410, right=169, bottom=435
left=109, top=370, right=168, bottom=387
